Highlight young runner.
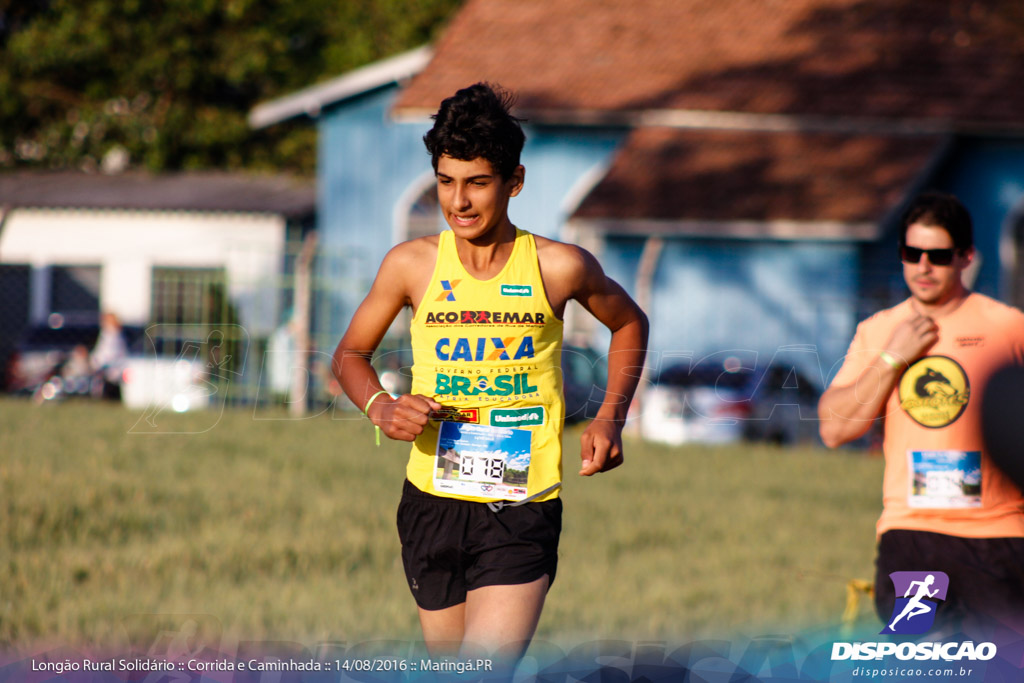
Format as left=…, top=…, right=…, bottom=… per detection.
left=332, top=83, right=648, bottom=662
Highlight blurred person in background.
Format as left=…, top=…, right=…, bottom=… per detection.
left=818, top=191, right=1024, bottom=636
left=90, top=312, right=128, bottom=398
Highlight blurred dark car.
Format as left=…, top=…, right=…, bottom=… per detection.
left=4, top=312, right=143, bottom=397
left=641, top=358, right=822, bottom=445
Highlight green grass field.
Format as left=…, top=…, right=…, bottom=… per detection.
left=0, top=397, right=884, bottom=654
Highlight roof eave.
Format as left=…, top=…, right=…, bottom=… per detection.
left=567, top=217, right=880, bottom=242
left=396, top=105, right=1024, bottom=137
left=249, top=45, right=433, bottom=129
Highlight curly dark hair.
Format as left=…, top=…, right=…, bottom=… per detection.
left=423, top=82, right=526, bottom=179
left=900, top=191, right=974, bottom=252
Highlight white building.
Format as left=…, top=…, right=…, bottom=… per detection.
left=0, top=171, right=315, bottom=376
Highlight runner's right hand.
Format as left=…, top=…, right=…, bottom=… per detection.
left=368, top=394, right=442, bottom=442
left=883, top=314, right=938, bottom=367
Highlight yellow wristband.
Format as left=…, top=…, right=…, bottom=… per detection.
left=364, top=390, right=389, bottom=447
left=878, top=351, right=903, bottom=370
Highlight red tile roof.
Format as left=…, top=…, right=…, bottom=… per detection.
left=395, top=0, right=1024, bottom=128
left=572, top=128, right=943, bottom=229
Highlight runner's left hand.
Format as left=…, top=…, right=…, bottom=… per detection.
left=579, top=419, right=624, bottom=475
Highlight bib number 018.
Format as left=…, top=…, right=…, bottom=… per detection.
left=460, top=453, right=505, bottom=482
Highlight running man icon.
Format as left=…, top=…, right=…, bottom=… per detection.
left=889, top=575, right=939, bottom=631
left=881, top=571, right=950, bottom=635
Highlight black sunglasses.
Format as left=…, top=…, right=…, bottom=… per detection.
left=900, top=245, right=958, bottom=266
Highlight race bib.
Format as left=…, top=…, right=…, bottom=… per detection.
left=907, top=450, right=982, bottom=508
left=433, top=421, right=532, bottom=501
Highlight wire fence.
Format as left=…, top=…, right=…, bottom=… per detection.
left=0, top=236, right=960, bottom=423
left=0, top=239, right=387, bottom=415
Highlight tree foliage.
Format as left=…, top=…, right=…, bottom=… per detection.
left=0, top=0, right=462, bottom=175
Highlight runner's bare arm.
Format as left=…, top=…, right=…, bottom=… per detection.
left=332, top=242, right=440, bottom=442
left=818, top=313, right=937, bottom=447
left=538, top=240, right=649, bottom=476
left=817, top=365, right=898, bottom=448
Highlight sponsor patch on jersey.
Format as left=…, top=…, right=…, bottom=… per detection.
left=435, top=279, right=461, bottom=302
left=500, top=284, right=532, bottom=297
left=424, top=310, right=546, bottom=326
left=429, top=406, right=480, bottom=423
left=898, top=356, right=970, bottom=428
left=955, top=335, right=985, bottom=348
left=489, top=407, right=545, bottom=427
left=435, top=336, right=535, bottom=362
left=435, top=372, right=539, bottom=397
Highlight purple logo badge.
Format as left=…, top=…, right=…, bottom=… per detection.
left=881, top=571, right=949, bottom=635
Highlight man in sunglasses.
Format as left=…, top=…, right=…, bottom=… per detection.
left=819, top=191, right=1024, bottom=636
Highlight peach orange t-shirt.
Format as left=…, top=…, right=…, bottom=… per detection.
left=830, top=293, right=1024, bottom=538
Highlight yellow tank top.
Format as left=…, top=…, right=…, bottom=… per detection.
left=407, top=228, right=564, bottom=503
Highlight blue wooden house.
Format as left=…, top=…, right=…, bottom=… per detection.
left=250, top=0, right=1024, bottom=390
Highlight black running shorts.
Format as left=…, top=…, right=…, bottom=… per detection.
left=396, top=479, right=562, bottom=611
left=874, top=529, right=1024, bottom=633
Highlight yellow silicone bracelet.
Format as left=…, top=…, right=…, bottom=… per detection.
left=364, top=390, right=389, bottom=447
left=879, top=351, right=903, bottom=370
